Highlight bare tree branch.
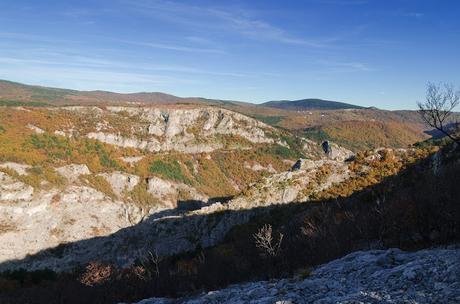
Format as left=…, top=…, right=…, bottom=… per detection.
left=253, top=224, right=283, bottom=257
left=417, top=83, right=460, bottom=145
left=138, top=249, right=162, bottom=279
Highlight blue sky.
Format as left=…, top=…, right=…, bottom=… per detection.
left=1, top=0, right=459, bottom=109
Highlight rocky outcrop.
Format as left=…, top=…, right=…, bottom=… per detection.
left=244, top=162, right=277, bottom=173
left=56, top=164, right=91, bottom=182
left=0, top=184, right=140, bottom=266
left=301, top=138, right=354, bottom=162
left=120, top=156, right=144, bottom=165
left=230, top=159, right=349, bottom=209
left=99, top=172, right=140, bottom=197
left=0, top=162, right=150, bottom=268
left=147, top=177, right=207, bottom=207
left=328, top=142, right=354, bottom=161
left=291, top=159, right=318, bottom=171
left=66, top=106, right=275, bottom=154
left=26, top=124, right=45, bottom=134
left=135, top=246, right=460, bottom=304
left=0, top=162, right=31, bottom=175
left=0, top=172, right=34, bottom=201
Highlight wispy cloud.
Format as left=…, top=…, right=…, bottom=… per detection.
left=124, top=0, right=335, bottom=48
left=61, top=8, right=95, bottom=18
left=0, top=49, right=274, bottom=80
left=397, top=12, right=424, bottom=18
left=0, top=32, right=79, bottom=44
left=310, top=0, right=368, bottom=5
left=184, top=36, right=215, bottom=45
left=0, top=30, right=225, bottom=56
left=0, top=64, right=195, bottom=92
left=314, top=60, right=375, bottom=72
left=117, top=39, right=226, bottom=54
left=206, top=8, right=329, bottom=47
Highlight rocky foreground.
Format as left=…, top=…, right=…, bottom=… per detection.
left=134, top=246, right=460, bottom=304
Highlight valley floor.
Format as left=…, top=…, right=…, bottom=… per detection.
left=135, top=245, right=460, bottom=304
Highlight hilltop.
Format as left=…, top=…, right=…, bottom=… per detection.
left=0, top=79, right=223, bottom=106
left=261, top=98, right=364, bottom=111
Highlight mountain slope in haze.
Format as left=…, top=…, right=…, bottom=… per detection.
left=262, top=98, right=365, bottom=111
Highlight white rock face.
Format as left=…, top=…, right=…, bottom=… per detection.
left=329, top=142, right=354, bottom=162
left=120, top=156, right=144, bottom=165
left=54, top=130, right=67, bottom=137
left=0, top=162, right=32, bottom=175
left=0, top=172, right=34, bottom=201
left=26, top=124, right=45, bottom=134
left=135, top=246, right=460, bottom=304
left=100, top=172, right=139, bottom=197
left=291, top=159, right=317, bottom=171
left=56, top=164, right=91, bottom=182
left=0, top=185, right=139, bottom=267
left=244, top=162, right=277, bottom=173
left=83, top=107, right=274, bottom=154
left=304, top=139, right=354, bottom=162
left=87, top=132, right=162, bottom=152
left=147, top=177, right=207, bottom=208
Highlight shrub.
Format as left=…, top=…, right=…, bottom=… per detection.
left=79, top=262, right=113, bottom=287
left=82, top=175, right=116, bottom=199
left=253, top=224, right=283, bottom=257
left=149, top=159, right=190, bottom=184
left=42, top=166, right=66, bottom=186
left=129, top=181, right=162, bottom=208
left=268, top=144, right=298, bottom=159
left=27, top=134, right=72, bottom=161
left=251, top=115, right=284, bottom=126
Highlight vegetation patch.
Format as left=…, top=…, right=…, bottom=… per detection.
left=23, top=134, right=122, bottom=172
left=82, top=175, right=116, bottom=199
left=251, top=115, right=285, bottom=126
left=0, top=165, right=66, bottom=189
left=0, top=100, right=51, bottom=107
left=303, top=121, right=427, bottom=151
left=266, top=144, right=300, bottom=159
left=129, top=181, right=162, bottom=208
left=149, top=159, right=190, bottom=184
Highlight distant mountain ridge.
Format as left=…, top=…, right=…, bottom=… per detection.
left=1, top=79, right=363, bottom=110
left=0, top=79, right=218, bottom=106
left=262, top=98, right=365, bottom=110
